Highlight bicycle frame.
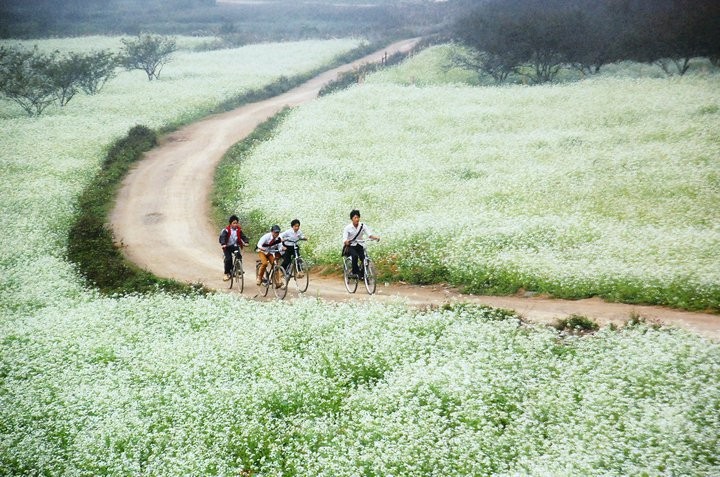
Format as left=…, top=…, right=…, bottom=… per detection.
left=256, top=251, right=287, bottom=299
left=228, top=248, right=244, bottom=292
left=283, top=240, right=309, bottom=293
left=343, top=239, right=377, bottom=295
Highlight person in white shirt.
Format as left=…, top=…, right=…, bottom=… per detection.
left=342, top=209, right=379, bottom=279
left=280, top=219, right=307, bottom=272
left=256, top=224, right=283, bottom=286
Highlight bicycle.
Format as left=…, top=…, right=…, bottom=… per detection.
left=227, top=248, right=245, bottom=292
left=283, top=239, right=309, bottom=293
left=342, top=239, right=378, bottom=295
left=255, top=252, right=288, bottom=299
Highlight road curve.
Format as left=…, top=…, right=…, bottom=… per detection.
left=109, top=38, right=720, bottom=340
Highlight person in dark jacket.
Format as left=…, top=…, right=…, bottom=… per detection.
left=219, top=214, right=249, bottom=281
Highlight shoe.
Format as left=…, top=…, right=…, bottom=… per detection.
left=296, top=272, right=305, bottom=279
left=348, top=273, right=358, bottom=279
left=223, top=274, right=230, bottom=281
left=256, top=278, right=262, bottom=286
left=358, top=275, right=365, bottom=280
left=275, top=283, right=283, bottom=289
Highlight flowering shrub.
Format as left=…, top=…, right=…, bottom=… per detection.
left=233, top=75, right=720, bottom=309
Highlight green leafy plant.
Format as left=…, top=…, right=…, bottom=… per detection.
left=555, top=314, right=600, bottom=334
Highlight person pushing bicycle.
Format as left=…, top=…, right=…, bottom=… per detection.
left=256, top=224, right=283, bottom=286
left=342, top=209, right=379, bottom=279
left=280, top=219, right=308, bottom=273
left=219, top=214, right=249, bottom=281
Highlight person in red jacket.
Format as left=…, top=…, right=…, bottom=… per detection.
left=219, top=215, right=249, bottom=281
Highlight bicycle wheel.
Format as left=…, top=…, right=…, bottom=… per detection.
left=233, top=257, right=244, bottom=293
left=273, top=266, right=288, bottom=299
left=294, top=258, right=309, bottom=293
left=343, top=256, right=358, bottom=293
left=256, top=261, right=270, bottom=297
left=364, top=259, right=377, bottom=295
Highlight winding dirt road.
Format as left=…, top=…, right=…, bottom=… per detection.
left=109, top=39, right=720, bottom=341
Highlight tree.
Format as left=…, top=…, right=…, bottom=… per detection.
left=46, top=50, right=118, bottom=106
left=47, top=52, right=85, bottom=106
left=76, top=50, right=118, bottom=95
left=452, top=4, right=528, bottom=83
left=453, top=0, right=573, bottom=84
left=0, top=46, right=57, bottom=116
left=119, top=34, right=177, bottom=81
left=648, top=0, right=720, bottom=75
left=0, top=46, right=119, bottom=115
left=560, top=5, right=621, bottom=75
left=518, top=5, right=570, bottom=84
left=451, top=0, right=720, bottom=83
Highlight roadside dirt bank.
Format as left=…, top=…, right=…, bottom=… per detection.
left=109, top=38, right=720, bottom=341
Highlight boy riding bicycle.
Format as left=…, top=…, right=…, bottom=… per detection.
left=219, top=214, right=249, bottom=281
left=342, top=209, right=380, bottom=279
left=280, top=219, right=308, bottom=274
left=256, top=224, right=284, bottom=286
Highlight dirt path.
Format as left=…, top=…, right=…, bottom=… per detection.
left=109, top=39, right=719, bottom=341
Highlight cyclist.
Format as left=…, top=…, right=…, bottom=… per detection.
left=219, top=214, right=249, bottom=281
left=280, top=219, right=308, bottom=274
left=256, top=224, right=283, bottom=286
left=342, top=209, right=379, bottom=279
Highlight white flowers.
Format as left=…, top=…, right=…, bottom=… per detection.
left=1, top=37, right=719, bottom=476
left=234, top=73, right=720, bottom=306
left=3, top=296, right=719, bottom=475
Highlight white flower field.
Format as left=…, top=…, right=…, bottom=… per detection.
left=1, top=40, right=719, bottom=476
left=234, top=46, right=720, bottom=310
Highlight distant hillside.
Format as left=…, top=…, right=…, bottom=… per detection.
left=0, top=0, right=456, bottom=40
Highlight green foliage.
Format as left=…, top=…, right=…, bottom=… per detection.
left=74, top=50, right=118, bottom=95
left=555, top=314, right=600, bottom=334
left=451, top=0, right=720, bottom=83
left=0, top=46, right=57, bottom=115
left=0, top=45, right=118, bottom=114
left=47, top=50, right=117, bottom=105
left=234, top=68, right=720, bottom=311
left=66, top=125, right=204, bottom=296
left=439, top=303, right=519, bottom=322
left=119, top=34, right=177, bottom=81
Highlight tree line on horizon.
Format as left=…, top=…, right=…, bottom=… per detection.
left=452, top=0, right=720, bottom=83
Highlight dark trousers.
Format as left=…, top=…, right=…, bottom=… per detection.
left=223, top=245, right=240, bottom=274
left=282, top=245, right=299, bottom=270
left=348, top=244, right=365, bottom=275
